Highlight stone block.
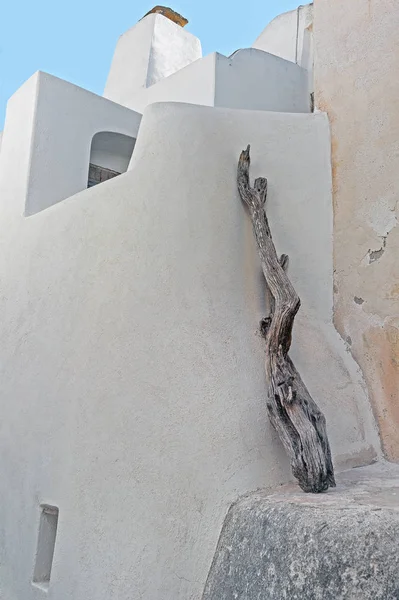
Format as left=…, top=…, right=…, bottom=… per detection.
left=203, top=463, right=399, bottom=600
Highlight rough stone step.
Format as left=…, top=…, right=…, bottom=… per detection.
left=202, top=462, right=399, bottom=600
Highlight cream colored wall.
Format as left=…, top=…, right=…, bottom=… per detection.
left=313, top=0, right=399, bottom=460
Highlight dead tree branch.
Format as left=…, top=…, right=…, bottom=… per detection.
left=237, top=145, right=335, bottom=493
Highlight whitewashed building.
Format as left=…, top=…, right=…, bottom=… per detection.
left=0, top=3, right=398, bottom=599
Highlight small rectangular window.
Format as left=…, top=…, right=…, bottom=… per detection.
left=32, top=505, right=59, bottom=591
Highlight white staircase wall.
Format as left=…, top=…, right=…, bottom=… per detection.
left=0, top=102, right=380, bottom=600
left=112, top=49, right=310, bottom=115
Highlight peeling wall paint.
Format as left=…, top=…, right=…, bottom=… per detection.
left=314, top=0, right=399, bottom=460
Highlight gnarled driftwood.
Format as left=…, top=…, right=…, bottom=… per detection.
left=237, top=145, right=335, bottom=493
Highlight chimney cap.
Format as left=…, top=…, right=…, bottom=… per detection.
left=141, top=6, right=188, bottom=27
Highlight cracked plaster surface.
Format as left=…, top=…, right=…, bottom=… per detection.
left=314, top=0, right=399, bottom=459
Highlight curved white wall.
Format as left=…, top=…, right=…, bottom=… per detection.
left=0, top=102, right=379, bottom=600
left=215, top=49, right=309, bottom=112
left=253, top=4, right=313, bottom=70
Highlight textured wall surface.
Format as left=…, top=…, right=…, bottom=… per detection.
left=104, top=13, right=202, bottom=107
left=0, top=72, right=141, bottom=217
left=0, top=102, right=379, bottom=600
left=112, top=49, right=310, bottom=115
left=214, top=49, right=309, bottom=113
left=121, top=53, right=217, bottom=112
left=252, top=4, right=313, bottom=69
left=314, top=0, right=399, bottom=460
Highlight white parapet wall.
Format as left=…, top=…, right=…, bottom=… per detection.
left=0, top=71, right=141, bottom=217
left=253, top=3, right=313, bottom=70
left=110, top=48, right=310, bottom=115
left=104, top=12, right=202, bottom=107
left=0, top=101, right=379, bottom=600
left=214, top=49, right=309, bottom=112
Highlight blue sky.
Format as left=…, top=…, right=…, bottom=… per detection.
left=0, top=0, right=300, bottom=129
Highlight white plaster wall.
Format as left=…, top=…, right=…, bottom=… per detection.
left=105, top=15, right=154, bottom=95
left=297, top=4, right=314, bottom=68
left=113, top=50, right=309, bottom=115
left=0, top=102, right=379, bottom=600
left=253, top=4, right=313, bottom=69
left=215, top=49, right=309, bottom=113
left=148, top=14, right=202, bottom=86
left=0, top=74, right=39, bottom=222
left=0, top=72, right=141, bottom=216
left=125, top=53, right=217, bottom=113
left=253, top=8, right=298, bottom=62
left=104, top=13, right=202, bottom=107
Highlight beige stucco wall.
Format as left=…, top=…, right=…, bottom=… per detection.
left=313, top=0, right=399, bottom=460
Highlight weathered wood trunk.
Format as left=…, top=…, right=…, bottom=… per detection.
left=237, top=145, right=335, bottom=493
